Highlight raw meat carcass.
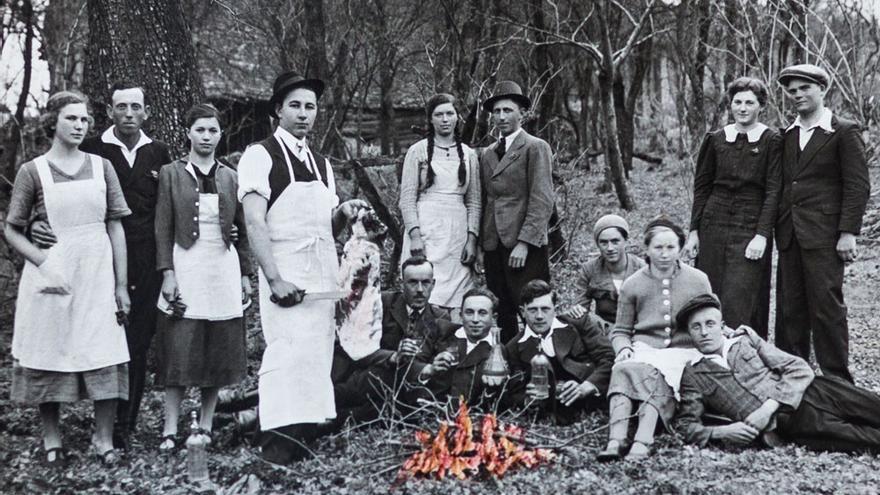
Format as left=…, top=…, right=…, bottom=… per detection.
left=337, top=208, right=387, bottom=360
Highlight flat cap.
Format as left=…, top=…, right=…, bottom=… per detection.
left=778, top=64, right=830, bottom=88
left=675, top=293, right=721, bottom=330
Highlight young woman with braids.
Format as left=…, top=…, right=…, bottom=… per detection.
left=399, top=93, right=481, bottom=314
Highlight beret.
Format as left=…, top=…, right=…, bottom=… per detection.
left=778, top=64, right=830, bottom=88
left=676, top=293, right=721, bottom=330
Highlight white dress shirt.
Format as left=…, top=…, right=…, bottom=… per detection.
left=786, top=107, right=834, bottom=151
left=101, top=126, right=153, bottom=167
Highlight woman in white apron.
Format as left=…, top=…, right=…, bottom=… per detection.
left=4, top=92, right=131, bottom=466
left=598, top=218, right=712, bottom=461
left=153, top=104, right=253, bottom=450
left=399, top=93, right=481, bottom=314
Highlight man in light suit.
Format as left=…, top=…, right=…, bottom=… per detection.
left=480, top=81, right=555, bottom=343
left=774, top=64, right=870, bottom=383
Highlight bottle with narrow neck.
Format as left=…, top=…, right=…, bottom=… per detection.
left=528, top=348, right=551, bottom=400
left=483, top=326, right=509, bottom=378
left=186, top=411, right=210, bottom=484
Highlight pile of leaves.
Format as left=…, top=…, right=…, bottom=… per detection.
left=397, top=400, right=555, bottom=482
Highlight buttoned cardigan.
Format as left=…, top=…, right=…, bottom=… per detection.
left=154, top=159, right=252, bottom=275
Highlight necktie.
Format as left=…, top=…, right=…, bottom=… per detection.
left=407, top=309, right=422, bottom=338
left=496, top=136, right=506, bottom=160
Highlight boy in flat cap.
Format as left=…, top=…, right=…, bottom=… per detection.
left=237, top=72, right=367, bottom=463
left=676, top=293, right=880, bottom=454
left=480, top=81, right=555, bottom=343
left=774, top=64, right=870, bottom=383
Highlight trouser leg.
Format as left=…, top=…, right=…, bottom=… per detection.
left=484, top=244, right=550, bottom=344
left=775, top=241, right=811, bottom=360
left=800, top=246, right=851, bottom=382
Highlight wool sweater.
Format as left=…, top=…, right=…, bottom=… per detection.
left=609, top=262, right=712, bottom=354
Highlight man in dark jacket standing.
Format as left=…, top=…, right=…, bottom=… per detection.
left=30, top=81, right=172, bottom=446
left=480, top=81, right=555, bottom=343
left=774, top=64, right=870, bottom=383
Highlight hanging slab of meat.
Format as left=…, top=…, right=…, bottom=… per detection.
left=337, top=208, right=388, bottom=360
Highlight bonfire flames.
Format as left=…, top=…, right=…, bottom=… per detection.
left=398, top=401, right=555, bottom=481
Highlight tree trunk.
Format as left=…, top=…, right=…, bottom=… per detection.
left=378, top=63, right=396, bottom=155
left=596, top=1, right=635, bottom=211
left=685, top=0, right=711, bottom=141
left=3, top=0, right=34, bottom=196
left=43, top=0, right=87, bottom=93
left=529, top=0, right=557, bottom=139
left=84, top=0, right=204, bottom=154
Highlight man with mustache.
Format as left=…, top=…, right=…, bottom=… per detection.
left=774, top=64, right=870, bottom=383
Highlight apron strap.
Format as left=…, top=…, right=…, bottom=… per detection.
left=274, top=135, right=297, bottom=184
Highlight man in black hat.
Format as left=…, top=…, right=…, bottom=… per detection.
left=237, top=71, right=366, bottom=464
left=774, top=64, right=870, bottom=383
left=479, top=81, right=555, bottom=343
left=676, top=293, right=880, bottom=454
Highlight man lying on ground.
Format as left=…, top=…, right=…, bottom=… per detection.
left=676, top=293, right=880, bottom=453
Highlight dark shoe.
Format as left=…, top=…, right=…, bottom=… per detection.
left=624, top=440, right=654, bottom=461
left=93, top=446, right=121, bottom=466
left=44, top=447, right=66, bottom=468
left=216, top=389, right=259, bottom=413
left=596, top=439, right=631, bottom=462
left=761, top=430, right=784, bottom=448
left=112, top=430, right=129, bottom=451
left=234, top=409, right=259, bottom=434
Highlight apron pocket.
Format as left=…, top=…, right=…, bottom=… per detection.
left=35, top=250, right=72, bottom=295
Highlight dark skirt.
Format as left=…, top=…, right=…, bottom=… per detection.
left=11, top=361, right=129, bottom=403
left=157, top=315, right=246, bottom=387
left=696, top=192, right=772, bottom=338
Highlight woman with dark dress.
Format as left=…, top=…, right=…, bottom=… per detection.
left=683, top=77, right=782, bottom=338
left=154, top=104, right=253, bottom=449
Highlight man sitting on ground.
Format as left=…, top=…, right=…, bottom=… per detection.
left=676, top=293, right=880, bottom=453
left=506, top=279, right=615, bottom=424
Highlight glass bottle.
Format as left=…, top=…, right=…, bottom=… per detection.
left=528, top=348, right=551, bottom=400
left=483, top=327, right=509, bottom=379
left=186, top=411, right=210, bottom=484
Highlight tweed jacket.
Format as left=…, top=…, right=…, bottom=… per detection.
left=676, top=331, right=815, bottom=446
left=505, top=314, right=615, bottom=398
left=575, top=253, right=646, bottom=324
left=154, top=159, right=252, bottom=275
left=776, top=115, right=870, bottom=250
left=479, top=130, right=555, bottom=250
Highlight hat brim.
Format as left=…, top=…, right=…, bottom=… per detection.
left=777, top=73, right=828, bottom=88
left=270, top=79, right=326, bottom=118
left=483, top=93, right=531, bottom=112
left=675, top=298, right=721, bottom=330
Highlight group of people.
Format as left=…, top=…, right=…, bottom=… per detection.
left=5, top=61, right=877, bottom=469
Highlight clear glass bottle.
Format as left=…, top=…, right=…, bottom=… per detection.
left=186, top=411, right=210, bottom=483
left=529, top=348, right=551, bottom=400
left=483, top=327, right=509, bottom=379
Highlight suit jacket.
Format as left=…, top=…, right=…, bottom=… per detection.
left=676, top=331, right=815, bottom=446
left=480, top=130, right=555, bottom=250
left=505, top=315, right=615, bottom=400
left=776, top=116, right=870, bottom=250
left=408, top=322, right=504, bottom=403
left=155, top=159, right=252, bottom=274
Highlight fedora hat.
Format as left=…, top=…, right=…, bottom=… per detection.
left=482, top=80, right=531, bottom=112
left=269, top=71, right=325, bottom=118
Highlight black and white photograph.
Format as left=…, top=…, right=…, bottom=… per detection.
left=1, top=0, right=879, bottom=492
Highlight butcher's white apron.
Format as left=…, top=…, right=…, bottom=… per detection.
left=257, top=138, right=339, bottom=430
left=12, top=154, right=129, bottom=372
left=157, top=193, right=243, bottom=320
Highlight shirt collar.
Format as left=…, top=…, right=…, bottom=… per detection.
left=274, top=126, right=309, bottom=154
left=690, top=336, right=743, bottom=367
left=101, top=126, right=153, bottom=152
left=499, top=128, right=522, bottom=146
left=517, top=318, right=567, bottom=357
left=786, top=107, right=834, bottom=133
left=185, top=160, right=217, bottom=180
left=454, top=327, right=494, bottom=355
left=723, top=123, right=768, bottom=143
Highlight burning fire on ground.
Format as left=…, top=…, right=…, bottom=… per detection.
left=396, top=400, right=556, bottom=482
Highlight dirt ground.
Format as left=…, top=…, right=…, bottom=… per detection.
left=2, top=158, right=879, bottom=494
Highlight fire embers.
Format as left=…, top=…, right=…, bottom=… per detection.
left=398, top=400, right=555, bottom=481
left=336, top=208, right=387, bottom=360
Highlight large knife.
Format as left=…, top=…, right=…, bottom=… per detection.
left=269, top=290, right=348, bottom=305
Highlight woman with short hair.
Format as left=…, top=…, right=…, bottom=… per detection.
left=154, top=103, right=253, bottom=449
left=597, top=218, right=712, bottom=461
left=683, top=77, right=782, bottom=338
left=4, top=91, right=132, bottom=465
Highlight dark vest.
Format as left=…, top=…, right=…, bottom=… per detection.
left=256, top=135, right=330, bottom=210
